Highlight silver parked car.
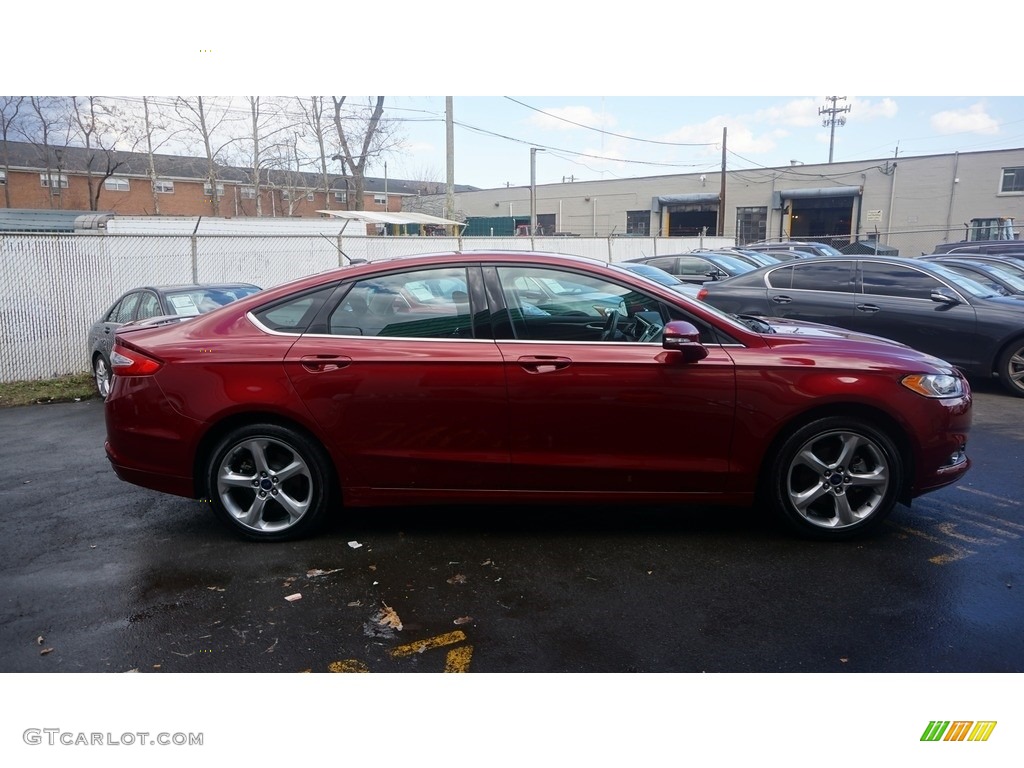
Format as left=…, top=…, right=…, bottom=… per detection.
left=88, top=283, right=261, bottom=398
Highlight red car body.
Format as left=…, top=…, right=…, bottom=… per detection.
left=105, top=251, right=971, bottom=541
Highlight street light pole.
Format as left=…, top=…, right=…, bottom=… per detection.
left=530, top=147, right=545, bottom=235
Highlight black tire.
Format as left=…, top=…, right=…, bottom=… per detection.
left=93, top=353, right=112, bottom=400
left=997, top=339, right=1024, bottom=397
left=767, top=416, right=903, bottom=540
left=206, top=423, right=336, bottom=542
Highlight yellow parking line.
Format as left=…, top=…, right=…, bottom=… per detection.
left=390, top=630, right=468, bottom=658
left=445, top=645, right=474, bottom=673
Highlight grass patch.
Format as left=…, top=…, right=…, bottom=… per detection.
left=0, top=372, right=97, bottom=408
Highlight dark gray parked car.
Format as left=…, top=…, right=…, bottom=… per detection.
left=626, top=252, right=756, bottom=284
left=696, top=256, right=1024, bottom=396
left=88, top=283, right=261, bottom=399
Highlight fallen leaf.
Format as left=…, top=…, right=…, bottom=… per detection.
left=375, top=603, right=403, bottom=631
left=40, top=647, right=54, bottom=655
left=328, top=659, right=370, bottom=673
left=284, top=593, right=302, bottom=602
left=307, top=567, right=342, bottom=577
left=447, top=574, right=467, bottom=585
left=347, top=600, right=363, bottom=607
left=348, top=541, right=363, bottom=549
left=36, top=635, right=44, bottom=645
left=453, top=616, right=473, bottom=625
left=840, top=657, right=849, bottom=663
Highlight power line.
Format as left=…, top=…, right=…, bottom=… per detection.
left=502, top=96, right=718, bottom=148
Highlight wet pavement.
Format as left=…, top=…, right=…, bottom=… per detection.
left=1, top=380, right=1022, bottom=673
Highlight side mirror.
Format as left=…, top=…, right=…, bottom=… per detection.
left=662, top=321, right=709, bottom=362
left=930, top=287, right=961, bottom=306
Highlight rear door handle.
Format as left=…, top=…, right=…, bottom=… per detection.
left=300, top=354, right=352, bottom=373
left=517, top=355, right=571, bottom=374
left=855, top=303, right=881, bottom=314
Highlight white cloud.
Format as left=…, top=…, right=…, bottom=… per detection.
left=662, top=117, right=780, bottom=156
left=930, top=103, right=1000, bottom=135
left=753, top=98, right=821, bottom=128
left=851, top=97, right=898, bottom=120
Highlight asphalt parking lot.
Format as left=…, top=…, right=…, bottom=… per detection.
left=1, top=381, right=1022, bottom=673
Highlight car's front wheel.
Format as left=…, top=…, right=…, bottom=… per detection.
left=767, top=417, right=903, bottom=540
left=207, top=423, right=335, bottom=542
left=997, top=339, right=1024, bottom=397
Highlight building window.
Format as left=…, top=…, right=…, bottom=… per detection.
left=625, top=210, right=650, bottom=235
left=153, top=179, right=174, bottom=194
left=736, top=206, right=767, bottom=245
left=334, top=191, right=347, bottom=203
left=203, top=181, right=225, bottom=197
left=1000, top=167, right=1024, bottom=193
left=104, top=177, right=130, bottom=192
left=39, top=172, right=69, bottom=189
left=0, top=170, right=5, bottom=185
left=240, top=186, right=257, bottom=199
left=306, top=191, right=315, bottom=202
left=374, top=194, right=387, bottom=205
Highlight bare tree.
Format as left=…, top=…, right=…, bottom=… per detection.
left=123, top=97, right=184, bottom=215
left=70, top=96, right=128, bottom=211
left=296, top=96, right=333, bottom=209
left=20, top=97, right=73, bottom=209
left=0, top=96, right=25, bottom=208
left=331, top=97, right=402, bottom=211
left=173, top=96, right=239, bottom=216
left=238, top=97, right=299, bottom=217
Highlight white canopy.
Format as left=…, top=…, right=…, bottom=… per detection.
left=316, top=210, right=465, bottom=228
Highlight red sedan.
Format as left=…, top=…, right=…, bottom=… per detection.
left=105, top=252, right=971, bottom=541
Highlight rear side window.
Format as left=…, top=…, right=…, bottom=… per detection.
left=327, top=267, right=475, bottom=339
left=790, top=261, right=855, bottom=291
left=253, top=286, right=337, bottom=333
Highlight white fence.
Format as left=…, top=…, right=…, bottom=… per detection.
left=0, top=232, right=731, bottom=383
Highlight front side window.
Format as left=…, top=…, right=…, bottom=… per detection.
left=329, top=267, right=474, bottom=339
left=494, top=266, right=668, bottom=343
left=860, top=263, right=943, bottom=300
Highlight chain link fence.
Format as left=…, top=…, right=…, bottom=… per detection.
left=0, top=232, right=730, bottom=383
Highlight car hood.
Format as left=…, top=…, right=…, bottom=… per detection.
left=758, top=316, right=912, bottom=346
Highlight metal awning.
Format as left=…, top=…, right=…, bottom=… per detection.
left=771, top=186, right=862, bottom=208
left=651, top=193, right=721, bottom=212
left=316, top=210, right=465, bottom=227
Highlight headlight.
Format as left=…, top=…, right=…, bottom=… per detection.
left=901, top=373, right=964, bottom=398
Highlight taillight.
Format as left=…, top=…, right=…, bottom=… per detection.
left=111, top=345, right=163, bottom=376
left=696, top=287, right=708, bottom=301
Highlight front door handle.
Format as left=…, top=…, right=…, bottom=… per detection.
left=770, top=295, right=793, bottom=304
left=517, top=355, right=571, bottom=374
left=299, top=354, right=352, bottom=373
left=855, top=303, right=881, bottom=314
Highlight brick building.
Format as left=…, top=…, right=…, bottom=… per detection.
left=0, top=140, right=473, bottom=220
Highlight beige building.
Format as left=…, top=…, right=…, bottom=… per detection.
left=416, top=148, right=1024, bottom=257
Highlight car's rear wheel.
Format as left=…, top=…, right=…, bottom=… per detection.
left=93, top=354, right=112, bottom=400
left=997, top=339, right=1024, bottom=397
left=207, top=423, right=335, bottom=542
left=768, top=417, right=903, bottom=540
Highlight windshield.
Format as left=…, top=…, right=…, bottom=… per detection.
left=926, top=264, right=1001, bottom=298
left=619, top=263, right=680, bottom=286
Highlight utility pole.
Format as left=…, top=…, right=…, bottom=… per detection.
left=819, top=96, right=851, bottom=163
left=445, top=97, right=455, bottom=233
left=530, top=147, right=544, bottom=235
left=719, top=127, right=727, bottom=236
